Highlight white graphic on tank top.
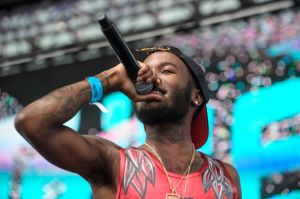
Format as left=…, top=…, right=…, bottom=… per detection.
left=123, top=149, right=156, bottom=199
left=202, top=156, right=234, bottom=199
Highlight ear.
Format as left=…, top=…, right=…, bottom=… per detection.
left=191, top=90, right=203, bottom=107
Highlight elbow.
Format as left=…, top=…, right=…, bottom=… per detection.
left=15, top=109, right=49, bottom=144
left=14, top=111, right=34, bottom=135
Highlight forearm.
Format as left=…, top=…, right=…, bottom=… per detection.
left=15, top=70, right=118, bottom=134
left=35, top=80, right=90, bottom=126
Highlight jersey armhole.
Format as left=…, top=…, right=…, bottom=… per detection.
left=217, top=160, right=239, bottom=199
left=115, top=149, right=125, bottom=199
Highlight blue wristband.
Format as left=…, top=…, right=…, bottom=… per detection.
left=86, top=77, right=103, bottom=103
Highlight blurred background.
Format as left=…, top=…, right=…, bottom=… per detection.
left=0, top=0, right=300, bottom=198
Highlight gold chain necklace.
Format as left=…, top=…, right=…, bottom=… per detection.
left=144, top=142, right=195, bottom=199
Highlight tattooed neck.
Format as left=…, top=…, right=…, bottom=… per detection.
left=145, top=122, right=191, bottom=144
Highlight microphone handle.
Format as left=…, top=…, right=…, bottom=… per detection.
left=98, top=14, right=153, bottom=94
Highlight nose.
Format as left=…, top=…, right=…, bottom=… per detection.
left=155, top=77, right=162, bottom=85
left=145, top=62, right=162, bottom=85
left=151, top=68, right=162, bottom=85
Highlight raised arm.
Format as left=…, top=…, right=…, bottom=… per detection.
left=14, top=63, right=161, bottom=183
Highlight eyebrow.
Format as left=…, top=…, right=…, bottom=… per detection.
left=158, top=62, right=178, bottom=69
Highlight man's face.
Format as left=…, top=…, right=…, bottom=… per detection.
left=134, top=51, right=194, bottom=125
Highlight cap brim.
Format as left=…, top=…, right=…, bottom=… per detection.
left=132, top=49, right=148, bottom=62
left=191, top=105, right=209, bottom=149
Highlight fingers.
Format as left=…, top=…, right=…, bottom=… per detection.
left=115, top=62, right=162, bottom=102
left=137, top=71, right=156, bottom=83
left=137, top=61, right=147, bottom=75
left=125, top=83, right=162, bottom=102
left=136, top=62, right=157, bottom=84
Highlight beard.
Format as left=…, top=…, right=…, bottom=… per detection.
left=134, top=83, right=192, bottom=125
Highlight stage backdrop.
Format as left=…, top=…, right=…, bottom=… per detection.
left=1, top=7, right=300, bottom=199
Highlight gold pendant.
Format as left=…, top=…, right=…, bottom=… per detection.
left=166, top=193, right=180, bottom=199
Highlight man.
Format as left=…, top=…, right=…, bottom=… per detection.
left=15, top=46, right=241, bottom=198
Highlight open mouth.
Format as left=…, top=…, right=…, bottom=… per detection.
left=151, top=87, right=166, bottom=96
left=151, top=90, right=163, bottom=96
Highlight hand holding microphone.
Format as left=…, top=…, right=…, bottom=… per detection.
left=98, top=14, right=153, bottom=95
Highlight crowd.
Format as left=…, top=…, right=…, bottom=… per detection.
left=0, top=0, right=195, bottom=59
left=0, top=91, right=22, bottom=120
left=262, top=114, right=300, bottom=145
left=261, top=169, right=300, bottom=197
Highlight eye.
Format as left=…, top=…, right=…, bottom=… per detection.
left=162, top=69, right=173, bottom=74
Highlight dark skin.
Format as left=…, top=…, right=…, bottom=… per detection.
left=14, top=52, right=241, bottom=198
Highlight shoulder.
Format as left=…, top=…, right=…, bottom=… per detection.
left=202, top=154, right=239, bottom=184
left=82, top=135, right=123, bottom=185
left=202, top=154, right=242, bottom=198
left=222, top=162, right=240, bottom=184
left=221, top=161, right=242, bottom=198
left=82, top=135, right=123, bottom=174
left=83, top=134, right=123, bottom=150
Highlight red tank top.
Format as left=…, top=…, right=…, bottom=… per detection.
left=116, top=148, right=238, bottom=199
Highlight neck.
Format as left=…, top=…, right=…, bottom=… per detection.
left=144, top=119, right=191, bottom=145
left=142, top=120, right=196, bottom=174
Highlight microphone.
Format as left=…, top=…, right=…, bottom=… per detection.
left=98, top=14, right=153, bottom=95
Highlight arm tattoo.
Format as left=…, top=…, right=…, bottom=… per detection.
left=100, top=71, right=110, bottom=89
left=40, top=81, right=91, bottom=125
